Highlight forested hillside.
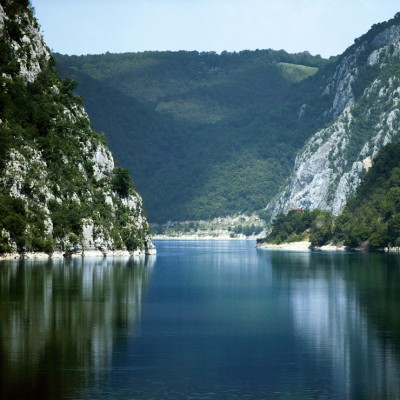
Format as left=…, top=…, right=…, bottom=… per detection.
left=0, top=1, right=153, bottom=254
left=55, top=50, right=332, bottom=223
left=54, top=13, right=400, bottom=229
left=334, top=142, right=400, bottom=248
left=261, top=141, right=400, bottom=249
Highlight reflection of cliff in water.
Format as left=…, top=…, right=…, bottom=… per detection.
left=269, top=251, right=400, bottom=399
left=0, top=256, right=154, bottom=400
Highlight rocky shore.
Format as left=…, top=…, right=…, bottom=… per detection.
left=0, top=248, right=156, bottom=261
left=256, top=241, right=347, bottom=251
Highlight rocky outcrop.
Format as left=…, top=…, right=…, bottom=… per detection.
left=321, top=14, right=400, bottom=118
left=0, top=2, right=155, bottom=255
left=0, top=3, right=51, bottom=83
left=367, top=25, right=400, bottom=65
left=322, top=54, right=357, bottom=118
left=267, top=13, right=400, bottom=221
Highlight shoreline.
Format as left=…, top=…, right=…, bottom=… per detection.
left=5, top=240, right=399, bottom=260
left=256, top=241, right=400, bottom=253
left=0, top=248, right=156, bottom=261
left=256, top=241, right=347, bottom=252
left=152, top=235, right=256, bottom=241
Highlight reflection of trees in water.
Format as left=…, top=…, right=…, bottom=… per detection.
left=0, top=256, right=154, bottom=400
left=342, top=253, right=400, bottom=337
left=270, top=251, right=400, bottom=399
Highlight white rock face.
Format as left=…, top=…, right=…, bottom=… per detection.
left=5, top=10, right=51, bottom=82
left=268, top=20, right=400, bottom=222
left=82, top=220, right=95, bottom=248
left=0, top=146, right=57, bottom=238
left=0, top=5, right=5, bottom=30
left=368, top=25, right=400, bottom=65
left=322, top=54, right=357, bottom=117
left=270, top=109, right=354, bottom=215
left=92, top=145, right=115, bottom=181
left=1, top=147, right=52, bottom=201
left=321, top=21, right=400, bottom=119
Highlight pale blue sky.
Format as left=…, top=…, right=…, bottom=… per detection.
left=31, top=0, right=399, bottom=58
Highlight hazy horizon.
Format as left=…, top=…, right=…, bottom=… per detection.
left=31, top=0, right=399, bottom=58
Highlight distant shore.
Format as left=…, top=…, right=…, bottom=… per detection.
left=152, top=235, right=255, bottom=241
left=256, top=241, right=347, bottom=252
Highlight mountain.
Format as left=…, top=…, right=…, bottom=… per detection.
left=54, top=49, right=331, bottom=223
left=0, top=1, right=154, bottom=255
left=268, top=13, right=400, bottom=221
left=259, top=141, right=400, bottom=249
left=53, top=10, right=400, bottom=231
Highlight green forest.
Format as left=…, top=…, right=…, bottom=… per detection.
left=261, top=142, right=400, bottom=250
left=54, top=50, right=333, bottom=223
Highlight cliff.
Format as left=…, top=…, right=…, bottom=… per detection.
left=0, top=1, right=155, bottom=256
left=268, top=13, right=400, bottom=220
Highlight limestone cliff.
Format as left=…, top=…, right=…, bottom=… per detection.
left=0, top=1, right=155, bottom=255
left=267, top=13, right=400, bottom=220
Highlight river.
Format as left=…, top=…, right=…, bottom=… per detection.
left=1, top=240, right=400, bottom=399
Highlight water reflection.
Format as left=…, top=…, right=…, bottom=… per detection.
left=3, top=243, right=400, bottom=400
left=269, top=251, right=400, bottom=399
left=0, top=256, right=154, bottom=400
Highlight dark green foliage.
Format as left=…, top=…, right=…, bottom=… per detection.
left=233, top=224, right=263, bottom=236
left=0, top=193, right=26, bottom=251
left=121, top=227, right=142, bottom=251
left=333, top=142, right=400, bottom=249
left=309, top=211, right=333, bottom=246
left=61, top=77, right=77, bottom=94
left=49, top=200, right=84, bottom=239
left=266, top=209, right=333, bottom=246
left=352, top=65, right=381, bottom=99
left=0, top=40, right=20, bottom=75
left=112, top=167, right=134, bottom=197
left=54, top=50, right=333, bottom=223
left=4, top=19, right=23, bottom=43
left=2, top=0, right=30, bottom=14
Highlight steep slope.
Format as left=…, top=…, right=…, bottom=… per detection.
left=0, top=1, right=154, bottom=255
left=268, top=13, right=400, bottom=221
left=332, top=141, right=400, bottom=248
left=260, top=141, right=400, bottom=249
left=54, top=50, right=331, bottom=223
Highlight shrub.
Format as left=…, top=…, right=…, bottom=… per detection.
left=112, top=167, right=134, bottom=197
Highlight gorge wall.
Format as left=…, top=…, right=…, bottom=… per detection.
left=0, top=1, right=154, bottom=255
left=268, top=13, right=400, bottom=221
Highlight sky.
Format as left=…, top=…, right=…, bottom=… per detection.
left=31, top=0, right=399, bottom=58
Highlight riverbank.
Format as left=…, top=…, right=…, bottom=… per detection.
left=0, top=248, right=156, bottom=261
left=256, top=241, right=347, bottom=252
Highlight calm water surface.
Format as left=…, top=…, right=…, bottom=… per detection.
left=1, top=241, right=400, bottom=399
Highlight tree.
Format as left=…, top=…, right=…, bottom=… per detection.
left=112, top=167, right=134, bottom=198
left=387, top=214, right=400, bottom=247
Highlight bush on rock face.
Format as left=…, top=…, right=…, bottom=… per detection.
left=112, top=167, right=134, bottom=198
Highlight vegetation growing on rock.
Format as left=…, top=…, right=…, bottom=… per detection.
left=0, top=1, right=152, bottom=254
left=261, top=141, right=400, bottom=250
